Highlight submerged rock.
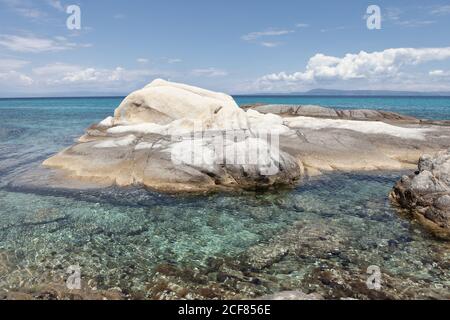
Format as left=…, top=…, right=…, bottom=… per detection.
left=391, top=149, right=450, bottom=239
left=43, top=80, right=301, bottom=193
left=0, top=283, right=125, bottom=300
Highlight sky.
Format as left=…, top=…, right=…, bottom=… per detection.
left=1, top=0, right=450, bottom=97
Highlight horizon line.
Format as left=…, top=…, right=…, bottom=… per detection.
left=2, top=88, right=450, bottom=100
left=3, top=94, right=450, bottom=100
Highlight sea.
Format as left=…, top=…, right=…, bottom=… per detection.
left=0, top=96, right=449, bottom=299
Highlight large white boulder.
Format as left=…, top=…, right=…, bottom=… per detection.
left=43, top=80, right=301, bottom=193
left=113, top=79, right=249, bottom=131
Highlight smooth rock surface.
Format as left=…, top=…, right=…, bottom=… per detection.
left=114, top=79, right=248, bottom=131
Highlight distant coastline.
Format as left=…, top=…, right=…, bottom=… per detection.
left=236, top=88, right=450, bottom=97
left=234, top=94, right=450, bottom=98
left=3, top=93, right=450, bottom=100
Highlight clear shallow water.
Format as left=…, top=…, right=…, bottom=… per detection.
left=0, top=174, right=449, bottom=299
left=0, top=97, right=449, bottom=299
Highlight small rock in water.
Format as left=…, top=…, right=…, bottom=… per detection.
left=391, top=148, right=450, bottom=240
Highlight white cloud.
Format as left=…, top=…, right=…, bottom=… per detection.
left=0, top=34, right=91, bottom=53
left=31, top=63, right=159, bottom=85
left=0, top=56, right=31, bottom=89
left=0, top=59, right=178, bottom=95
left=0, top=70, right=33, bottom=86
left=138, top=57, right=182, bottom=64
left=380, top=7, right=436, bottom=28
left=62, top=68, right=102, bottom=82
left=113, top=13, right=126, bottom=19
left=430, top=5, right=450, bottom=15
left=385, top=7, right=402, bottom=21
left=191, top=68, right=228, bottom=77
left=296, top=23, right=309, bottom=28
left=242, top=28, right=293, bottom=48
left=0, top=60, right=177, bottom=95
left=1, top=0, right=65, bottom=18
left=60, top=67, right=153, bottom=83
left=32, top=62, right=80, bottom=76
left=0, top=58, right=32, bottom=87
left=384, top=7, right=436, bottom=27
left=0, top=0, right=45, bottom=18
left=241, top=29, right=293, bottom=41
left=395, top=20, right=436, bottom=27
left=260, top=47, right=450, bottom=84
left=46, top=0, right=64, bottom=11
left=261, top=42, right=281, bottom=48
left=429, top=69, right=450, bottom=77
left=167, top=58, right=182, bottom=64
left=0, top=58, right=29, bottom=71
left=320, top=26, right=349, bottom=33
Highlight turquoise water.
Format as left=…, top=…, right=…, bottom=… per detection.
left=1, top=95, right=450, bottom=121
left=234, top=96, right=450, bottom=120
left=0, top=97, right=449, bottom=299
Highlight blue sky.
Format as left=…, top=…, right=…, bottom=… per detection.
left=1, top=0, right=450, bottom=96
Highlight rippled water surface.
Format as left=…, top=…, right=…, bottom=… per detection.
left=0, top=98, right=449, bottom=299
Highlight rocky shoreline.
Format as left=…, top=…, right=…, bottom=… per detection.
left=4, top=80, right=449, bottom=300
left=39, top=80, right=450, bottom=194
left=34, top=79, right=450, bottom=240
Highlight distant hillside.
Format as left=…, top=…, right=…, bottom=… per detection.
left=303, top=89, right=450, bottom=96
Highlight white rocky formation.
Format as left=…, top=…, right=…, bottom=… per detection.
left=102, top=80, right=290, bottom=137
left=285, top=116, right=430, bottom=140
left=43, top=80, right=301, bottom=193
left=40, top=79, right=450, bottom=193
